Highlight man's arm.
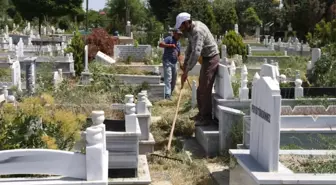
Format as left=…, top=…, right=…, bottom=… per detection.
left=159, top=37, right=176, bottom=48
left=185, top=31, right=204, bottom=72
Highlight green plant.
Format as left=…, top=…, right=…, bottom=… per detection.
left=307, top=19, right=336, bottom=48
left=222, top=31, right=247, bottom=62
left=64, top=29, right=84, bottom=76
left=278, top=56, right=309, bottom=81
left=232, top=80, right=240, bottom=97
left=0, top=94, right=86, bottom=150
left=309, top=46, right=336, bottom=87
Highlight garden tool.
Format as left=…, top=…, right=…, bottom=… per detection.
left=150, top=77, right=188, bottom=163
left=178, top=59, right=192, bottom=90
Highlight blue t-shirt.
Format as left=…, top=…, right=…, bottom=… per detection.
left=162, top=36, right=180, bottom=64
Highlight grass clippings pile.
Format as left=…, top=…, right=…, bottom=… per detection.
left=149, top=75, right=218, bottom=184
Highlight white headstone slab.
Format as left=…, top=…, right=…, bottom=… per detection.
left=260, top=64, right=278, bottom=81
left=250, top=76, right=281, bottom=172
left=215, top=64, right=234, bottom=99
left=221, top=45, right=227, bottom=58
left=11, top=60, right=21, bottom=91
left=84, top=45, right=89, bottom=72
left=96, top=51, right=116, bottom=64
left=234, top=24, right=239, bottom=34
left=311, top=48, right=321, bottom=66
left=114, top=45, right=152, bottom=61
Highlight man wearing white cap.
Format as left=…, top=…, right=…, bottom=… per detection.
left=175, top=12, right=220, bottom=126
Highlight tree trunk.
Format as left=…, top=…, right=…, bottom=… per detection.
left=38, top=16, right=42, bottom=35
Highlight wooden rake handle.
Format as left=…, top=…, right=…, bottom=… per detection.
left=167, top=81, right=185, bottom=151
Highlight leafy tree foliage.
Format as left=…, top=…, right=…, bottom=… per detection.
left=222, top=30, right=247, bottom=61
left=11, top=0, right=82, bottom=34
left=283, top=0, right=325, bottom=40
left=240, top=7, right=261, bottom=35
left=307, top=19, right=336, bottom=48
left=310, top=44, right=336, bottom=86
left=64, top=29, right=85, bottom=76
left=213, top=0, right=238, bottom=33
left=170, top=0, right=219, bottom=34
left=86, top=28, right=118, bottom=62
left=107, top=0, right=148, bottom=33
left=148, top=0, right=176, bottom=24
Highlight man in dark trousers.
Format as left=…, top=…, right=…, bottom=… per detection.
left=159, top=29, right=182, bottom=100
left=175, top=12, right=220, bottom=126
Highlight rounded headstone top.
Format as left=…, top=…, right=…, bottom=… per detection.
left=280, top=74, right=287, bottom=79
left=263, top=58, right=268, bottom=64
left=138, top=92, right=146, bottom=102
left=7, top=95, right=15, bottom=103
left=125, top=94, right=134, bottom=103
left=92, top=110, right=105, bottom=125
left=141, top=90, right=148, bottom=96
left=86, top=126, right=103, bottom=145
left=125, top=103, right=136, bottom=115
left=295, top=79, right=303, bottom=87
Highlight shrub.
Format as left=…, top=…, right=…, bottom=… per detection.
left=0, top=94, right=86, bottom=150
left=86, top=28, right=118, bottom=61
left=309, top=44, right=336, bottom=87
left=64, top=29, right=85, bottom=76
left=222, top=30, right=247, bottom=61
left=307, top=19, right=336, bottom=48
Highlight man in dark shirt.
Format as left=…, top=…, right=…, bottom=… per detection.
left=159, top=29, right=182, bottom=100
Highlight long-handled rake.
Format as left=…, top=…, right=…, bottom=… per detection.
left=150, top=79, right=187, bottom=163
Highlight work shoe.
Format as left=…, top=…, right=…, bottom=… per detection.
left=164, top=94, right=172, bottom=100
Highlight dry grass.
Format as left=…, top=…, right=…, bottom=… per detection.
left=149, top=75, right=218, bottom=184
left=55, top=104, right=124, bottom=120
left=148, top=155, right=215, bottom=185
left=280, top=154, right=336, bottom=173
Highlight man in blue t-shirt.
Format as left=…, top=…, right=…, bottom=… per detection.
left=159, top=29, right=182, bottom=100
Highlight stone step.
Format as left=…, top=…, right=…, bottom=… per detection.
left=195, top=124, right=219, bottom=157
left=139, top=133, right=155, bottom=154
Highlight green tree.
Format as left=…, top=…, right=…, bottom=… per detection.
left=107, top=0, right=148, bottom=33
left=11, top=0, right=83, bottom=34
left=148, top=0, right=176, bottom=25
left=64, top=29, right=85, bottom=76
left=13, top=11, right=22, bottom=25
left=240, top=7, right=261, bottom=36
left=213, top=0, right=238, bottom=33
left=306, top=19, right=336, bottom=48
left=222, top=30, right=247, bottom=61
left=283, top=0, right=326, bottom=40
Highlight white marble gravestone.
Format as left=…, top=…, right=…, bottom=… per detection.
left=250, top=76, right=281, bottom=172
left=11, top=60, right=21, bottom=91
left=311, top=48, right=321, bottom=66
left=239, top=65, right=249, bottom=100
left=84, top=45, right=89, bottom=72
left=96, top=51, right=116, bottom=64
left=215, top=64, right=234, bottom=99
left=221, top=45, right=227, bottom=59
left=260, top=64, right=279, bottom=81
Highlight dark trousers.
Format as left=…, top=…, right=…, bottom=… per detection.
left=197, top=54, right=220, bottom=118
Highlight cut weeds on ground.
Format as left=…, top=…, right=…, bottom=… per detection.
left=148, top=76, right=223, bottom=184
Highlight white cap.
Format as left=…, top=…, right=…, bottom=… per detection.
left=175, top=12, right=191, bottom=29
